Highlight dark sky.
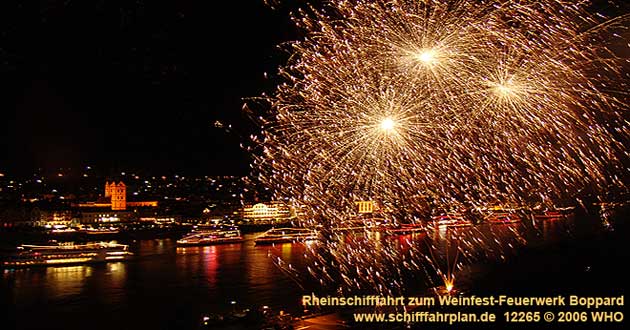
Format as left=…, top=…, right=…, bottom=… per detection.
left=0, top=0, right=299, bottom=176
left=0, top=1, right=627, bottom=177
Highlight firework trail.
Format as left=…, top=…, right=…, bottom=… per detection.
left=249, top=0, right=629, bottom=296
left=251, top=0, right=628, bottom=220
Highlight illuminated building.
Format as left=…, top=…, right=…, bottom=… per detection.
left=355, top=201, right=375, bottom=214
left=73, top=181, right=158, bottom=224
left=33, top=210, right=74, bottom=228
left=108, top=182, right=127, bottom=210
left=75, top=181, right=158, bottom=211
left=241, top=201, right=295, bottom=224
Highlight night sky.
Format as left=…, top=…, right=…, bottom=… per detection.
left=0, top=0, right=299, bottom=176
left=1, top=1, right=627, bottom=177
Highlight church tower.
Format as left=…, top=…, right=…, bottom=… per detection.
left=110, top=182, right=127, bottom=210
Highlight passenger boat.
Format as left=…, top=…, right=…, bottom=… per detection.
left=431, top=213, right=473, bottom=227
left=50, top=228, right=77, bottom=234
left=533, top=206, right=575, bottom=220
left=47, top=225, right=77, bottom=234
left=382, top=223, right=425, bottom=234
left=176, top=226, right=243, bottom=246
left=533, top=210, right=566, bottom=221
left=79, top=227, right=120, bottom=235
left=254, top=228, right=318, bottom=245
left=333, top=219, right=368, bottom=233
left=484, top=212, right=521, bottom=224
left=1, top=242, right=132, bottom=268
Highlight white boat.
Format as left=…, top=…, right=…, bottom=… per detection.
left=333, top=219, right=367, bottom=233
left=2, top=242, right=132, bottom=268
left=484, top=212, right=521, bottom=224
left=533, top=210, right=566, bottom=220
left=381, top=223, right=425, bottom=234
left=80, top=227, right=120, bottom=234
left=254, top=228, right=318, bottom=245
left=431, top=213, right=473, bottom=227
left=177, top=226, right=243, bottom=246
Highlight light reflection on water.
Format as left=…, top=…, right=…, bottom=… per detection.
left=45, top=266, right=92, bottom=297
left=2, top=233, right=307, bottom=330
left=1, top=217, right=583, bottom=330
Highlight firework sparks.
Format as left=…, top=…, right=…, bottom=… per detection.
left=252, top=0, right=628, bottom=222
left=250, top=0, right=629, bottom=296
left=380, top=117, right=396, bottom=132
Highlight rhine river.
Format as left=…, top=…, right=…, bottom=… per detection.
left=2, top=233, right=309, bottom=329
left=1, top=211, right=627, bottom=330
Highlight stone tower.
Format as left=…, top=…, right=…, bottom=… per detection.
left=110, top=182, right=127, bottom=210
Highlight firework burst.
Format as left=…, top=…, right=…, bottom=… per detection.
left=248, top=0, right=628, bottom=298
left=250, top=0, right=628, bottom=223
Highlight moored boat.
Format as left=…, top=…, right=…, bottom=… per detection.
left=46, top=225, right=77, bottom=234
left=484, top=212, right=521, bottom=224
left=531, top=204, right=575, bottom=221
left=431, top=213, right=473, bottom=227
left=80, top=227, right=120, bottom=235
left=382, top=223, right=425, bottom=234
left=533, top=210, right=566, bottom=220
left=254, top=228, right=318, bottom=245
left=177, top=226, right=243, bottom=246
left=333, top=219, right=367, bottom=233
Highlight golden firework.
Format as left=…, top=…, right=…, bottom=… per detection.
left=253, top=0, right=629, bottom=222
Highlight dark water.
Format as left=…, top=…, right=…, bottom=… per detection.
left=1, top=213, right=625, bottom=330
left=2, top=234, right=308, bottom=330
